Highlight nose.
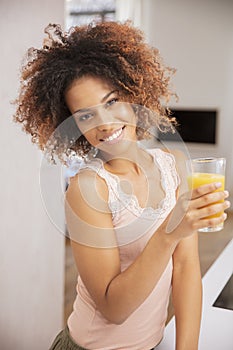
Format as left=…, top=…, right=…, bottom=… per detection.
left=97, top=123, right=114, bottom=132
left=95, top=110, right=115, bottom=131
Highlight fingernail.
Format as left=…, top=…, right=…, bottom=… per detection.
left=223, top=213, right=227, bottom=220
left=224, top=190, right=229, bottom=197
left=215, top=182, right=222, bottom=188
left=225, top=201, right=231, bottom=207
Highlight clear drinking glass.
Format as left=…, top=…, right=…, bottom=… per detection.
left=188, top=157, right=226, bottom=232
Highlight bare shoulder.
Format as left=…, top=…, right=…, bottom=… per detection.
left=67, top=169, right=109, bottom=207
left=65, top=168, right=116, bottom=249
left=65, top=168, right=112, bottom=229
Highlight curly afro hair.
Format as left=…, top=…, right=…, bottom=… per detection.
left=13, top=21, right=176, bottom=163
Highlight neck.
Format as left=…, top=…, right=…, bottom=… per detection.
left=99, top=143, right=152, bottom=176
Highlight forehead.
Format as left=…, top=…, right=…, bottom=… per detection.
left=65, top=76, right=115, bottom=112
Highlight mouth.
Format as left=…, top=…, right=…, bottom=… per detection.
left=99, top=126, right=125, bottom=144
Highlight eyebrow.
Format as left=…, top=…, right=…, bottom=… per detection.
left=73, top=90, right=118, bottom=115
left=101, top=90, right=117, bottom=103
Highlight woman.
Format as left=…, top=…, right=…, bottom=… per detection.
left=14, top=21, right=229, bottom=350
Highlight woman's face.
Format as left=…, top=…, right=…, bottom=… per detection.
left=65, top=76, right=137, bottom=156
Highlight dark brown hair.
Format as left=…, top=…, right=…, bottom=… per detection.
left=13, top=21, right=176, bottom=163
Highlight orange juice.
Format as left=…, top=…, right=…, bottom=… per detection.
left=187, top=172, right=225, bottom=218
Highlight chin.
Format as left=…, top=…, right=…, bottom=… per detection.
left=99, top=139, right=136, bottom=157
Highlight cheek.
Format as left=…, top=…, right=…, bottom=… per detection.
left=74, top=120, right=96, bottom=145
left=125, top=111, right=137, bottom=132
left=82, top=129, right=98, bottom=146
left=127, top=124, right=137, bottom=139
left=119, top=104, right=137, bottom=125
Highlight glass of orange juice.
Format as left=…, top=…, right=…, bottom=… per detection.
left=187, top=157, right=226, bottom=232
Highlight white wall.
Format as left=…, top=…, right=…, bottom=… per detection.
left=142, top=0, right=233, bottom=203
left=0, top=1, right=65, bottom=349
left=1, top=2, right=232, bottom=348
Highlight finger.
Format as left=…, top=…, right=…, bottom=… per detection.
left=192, top=190, right=228, bottom=209
left=191, top=182, right=222, bottom=200
left=194, top=212, right=227, bottom=231
left=197, top=200, right=230, bottom=219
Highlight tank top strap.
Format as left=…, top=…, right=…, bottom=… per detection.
left=148, top=148, right=180, bottom=190
left=76, top=158, right=121, bottom=207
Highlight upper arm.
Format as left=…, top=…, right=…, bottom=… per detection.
left=65, top=171, right=121, bottom=309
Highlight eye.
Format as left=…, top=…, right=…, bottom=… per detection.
left=105, top=98, right=119, bottom=108
left=77, top=112, right=95, bottom=122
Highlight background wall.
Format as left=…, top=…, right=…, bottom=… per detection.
left=141, top=0, right=233, bottom=203
left=1, top=1, right=233, bottom=349
left=0, top=1, right=65, bottom=349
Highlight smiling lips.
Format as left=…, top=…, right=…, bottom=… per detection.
left=100, top=126, right=125, bottom=144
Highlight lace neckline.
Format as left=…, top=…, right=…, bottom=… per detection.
left=86, top=148, right=175, bottom=218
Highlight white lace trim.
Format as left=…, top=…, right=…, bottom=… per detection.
left=75, top=149, right=179, bottom=221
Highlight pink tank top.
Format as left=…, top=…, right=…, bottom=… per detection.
left=67, top=148, right=179, bottom=350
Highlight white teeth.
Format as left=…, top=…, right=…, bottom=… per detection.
left=103, top=128, right=123, bottom=142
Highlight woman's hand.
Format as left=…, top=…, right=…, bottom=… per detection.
left=160, top=182, right=230, bottom=240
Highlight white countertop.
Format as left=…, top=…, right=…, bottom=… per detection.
left=157, top=238, right=233, bottom=350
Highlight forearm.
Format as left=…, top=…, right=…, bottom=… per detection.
left=172, top=258, right=202, bottom=350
